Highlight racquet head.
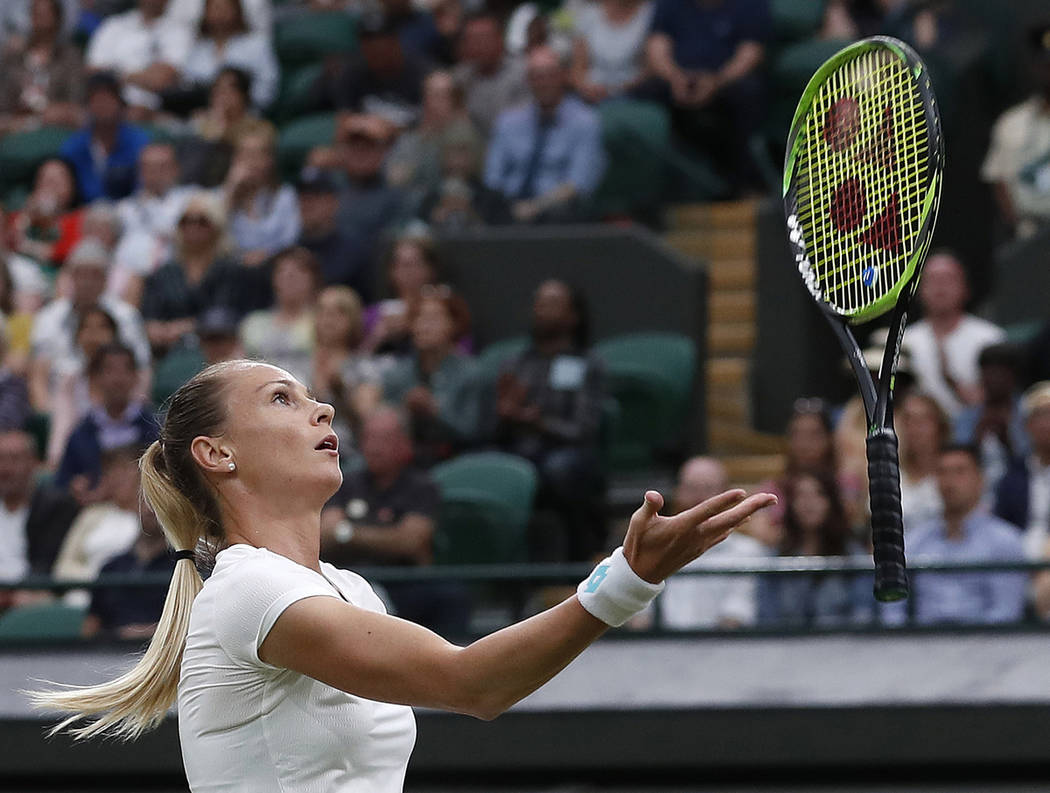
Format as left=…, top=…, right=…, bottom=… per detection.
left=783, top=36, right=944, bottom=325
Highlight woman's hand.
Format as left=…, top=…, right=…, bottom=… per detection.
left=622, top=489, right=777, bottom=584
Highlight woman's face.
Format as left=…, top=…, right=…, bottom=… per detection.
left=235, top=135, right=274, bottom=186
left=389, top=242, right=434, bottom=298
left=205, top=0, right=239, bottom=34
left=30, top=0, right=59, bottom=38
left=411, top=297, right=454, bottom=353
left=211, top=73, right=248, bottom=118
left=788, top=413, right=831, bottom=470
left=422, top=72, right=457, bottom=125
left=900, top=395, right=942, bottom=454
left=272, top=257, right=315, bottom=310
left=34, top=160, right=74, bottom=210
left=209, top=363, right=342, bottom=503
left=315, top=291, right=355, bottom=348
left=178, top=208, right=219, bottom=252
left=76, top=312, right=116, bottom=358
left=791, top=475, right=831, bottom=531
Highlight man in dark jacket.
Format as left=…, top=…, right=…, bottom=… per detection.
left=995, top=381, right=1050, bottom=559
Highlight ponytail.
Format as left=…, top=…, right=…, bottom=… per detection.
left=27, top=442, right=211, bottom=740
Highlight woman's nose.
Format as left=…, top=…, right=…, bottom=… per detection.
left=313, top=401, right=335, bottom=425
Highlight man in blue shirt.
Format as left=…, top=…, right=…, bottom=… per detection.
left=59, top=72, right=150, bottom=202
left=905, top=444, right=1027, bottom=626
left=484, top=45, right=605, bottom=224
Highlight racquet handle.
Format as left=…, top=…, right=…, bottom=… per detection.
left=867, top=429, right=909, bottom=602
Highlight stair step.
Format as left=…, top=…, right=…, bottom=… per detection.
left=722, top=454, right=785, bottom=484
left=708, top=258, right=755, bottom=290
left=708, top=394, right=749, bottom=422
left=709, top=321, right=756, bottom=355
left=666, top=229, right=756, bottom=261
left=668, top=200, right=758, bottom=230
left=708, top=357, right=748, bottom=387
left=708, top=425, right=787, bottom=455
left=710, top=291, right=756, bottom=324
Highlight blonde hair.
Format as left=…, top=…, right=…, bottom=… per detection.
left=175, top=190, right=233, bottom=260
left=27, top=361, right=242, bottom=740
left=317, top=285, right=364, bottom=348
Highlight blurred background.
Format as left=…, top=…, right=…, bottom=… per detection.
left=3, top=0, right=1050, bottom=789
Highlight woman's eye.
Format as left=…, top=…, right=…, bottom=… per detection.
left=272, top=391, right=291, bottom=405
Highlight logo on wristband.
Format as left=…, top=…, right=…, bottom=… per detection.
left=584, top=564, right=609, bottom=593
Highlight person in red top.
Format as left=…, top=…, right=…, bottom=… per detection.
left=5, top=157, right=83, bottom=270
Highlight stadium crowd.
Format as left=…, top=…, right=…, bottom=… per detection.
left=0, top=0, right=1049, bottom=640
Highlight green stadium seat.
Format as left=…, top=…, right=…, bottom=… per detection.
left=275, top=62, right=324, bottom=123
left=766, top=38, right=851, bottom=146
left=0, top=601, right=85, bottom=642
left=431, top=451, right=539, bottom=530
left=277, top=112, right=338, bottom=180
left=152, top=345, right=206, bottom=408
left=594, top=333, right=697, bottom=471
left=275, top=11, right=357, bottom=67
left=0, top=126, right=75, bottom=191
left=591, top=99, right=671, bottom=218
left=23, top=411, right=50, bottom=461
left=770, top=0, right=827, bottom=42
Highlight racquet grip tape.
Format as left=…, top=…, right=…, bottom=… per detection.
left=867, top=429, right=909, bottom=602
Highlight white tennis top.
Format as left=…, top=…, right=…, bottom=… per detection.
left=177, top=545, right=417, bottom=792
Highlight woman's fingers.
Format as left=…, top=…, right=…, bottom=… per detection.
left=630, top=490, right=664, bottom=525
left=697, top=493, right=778, bottom=534
left=673, top=488, right=747, bottom=528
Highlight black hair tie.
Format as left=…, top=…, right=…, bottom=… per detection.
left=173, top=550, right=195, bottom=561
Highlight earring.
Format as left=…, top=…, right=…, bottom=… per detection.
left=227, top=461, right=236, bottom=472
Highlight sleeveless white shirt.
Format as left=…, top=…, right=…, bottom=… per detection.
left=178, top=545, right=417, bottom=792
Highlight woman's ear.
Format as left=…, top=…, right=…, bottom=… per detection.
left=190, top=435, right=232, bottom=475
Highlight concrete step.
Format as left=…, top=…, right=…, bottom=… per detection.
left=708, top=424, right=788, bottom=455
left=708, top=257, right=755, bottom=290
left=667, top=200, right=758, bottom=230
left=722, top=454, right=785, bottom=484
left=665, top=229, right=756, bottom=261
left=708, top=393, right=749, bottom=422
left=708, top=321, right=756, bottom=355
left=710, top=291, right=756, bottom=325
left=707, top=357, right=748, bottom=387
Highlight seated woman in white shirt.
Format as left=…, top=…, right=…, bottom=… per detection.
left=571, top=0, right=654, bottom=103
left=30, top=359, right=775, bottom=791
left=180, top=0, right=279, bottom=110
left=898, top=390, right=949, bottom=531
left=224, top=123, right=301, bottom=267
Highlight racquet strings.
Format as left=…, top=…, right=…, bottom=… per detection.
left=793, top=49, right=930, bottom=317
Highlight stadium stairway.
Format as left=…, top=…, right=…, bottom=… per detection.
left=665, top=200, right=786, bottom=488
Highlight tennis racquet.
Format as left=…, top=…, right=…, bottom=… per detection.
left=782, top=36, right=944, bottom=602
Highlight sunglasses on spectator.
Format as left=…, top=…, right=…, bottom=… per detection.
left=179, top=214, right=214, bottom=228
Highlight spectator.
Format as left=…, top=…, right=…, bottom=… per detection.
left=643, top=0, right=768, bottom=191
left=382, top=287, right=480, bottom=466
left=385, top=70, right=483, bottom=206
left=453, top=11, right=529, bottom=134
left=183, top=66, right=263, bottom=185
left=311, top=285, right=384, bottom=468
left=320, top=405, right=469, bottom=635
left=0, top=0, right=80, bottom=45
left=141, top=191, right=254, bottom=357
left=417, top=122, right=511, bottom=229
left=181, top=0, right=279, bottom=110
left=381, top=0, right=446, bottom=64
left=324, top=113, right=409, bottom=251
left=296, top=167, right=372, bottom=300
left=361, top=226, right=446, bottom=356
left=492, top=279, right=605, bottom=560
left=903, top=444, right=1026, bottom=626
left=84, top=0, right=192, bottom=115
left=0, top=320, right=30, bottom=432
left=660, top=457, right=769, bottom=630
left=900, top=251, right=1006, bottom=420
left=571, top=0, right=654, bottom=103
left=28, top=239, right=151, bottom=415
left=0, top=253, right=41, bottom=365
left=45, top=305, right=120, bottom=470
left=995, top=381, right=1050, bottom=560
left=5, top=157, right=84, bottom=269
left=196, top=305, right=243, bottom=365
left=225, top=124, right=300, bottom=266
left=982, top=21, right=1050, bottom=238
left=240, top=247, right=318, bottom=383
left=82, top=502, right=176, bottom=640
left=55, top=343, right=159, bottom=498
left=164, top=0, right=271, bottom=35
left=484, top=45, right=606, bottom=224
left=0, top=429, right=79, bottom=596
left=757, top=472, right=857, bottom=628
left=113, top=142, right=194, bottom=306
left=954, top=343, right=1030, bottom=498
left=52, top=445, right=144, bottom=599
left=0, top=0, right=85, bottom=134
left=898, top=391, right=949, bottom=532
left=318, top=12, right=430, bottom=128
left=59, top=72, right=151, bottom=202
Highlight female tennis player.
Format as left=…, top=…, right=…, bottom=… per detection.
left=31, top=360, right=775, bottom=792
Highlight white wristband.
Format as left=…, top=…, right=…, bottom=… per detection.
left=576, top=547, right=665, bottom=627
